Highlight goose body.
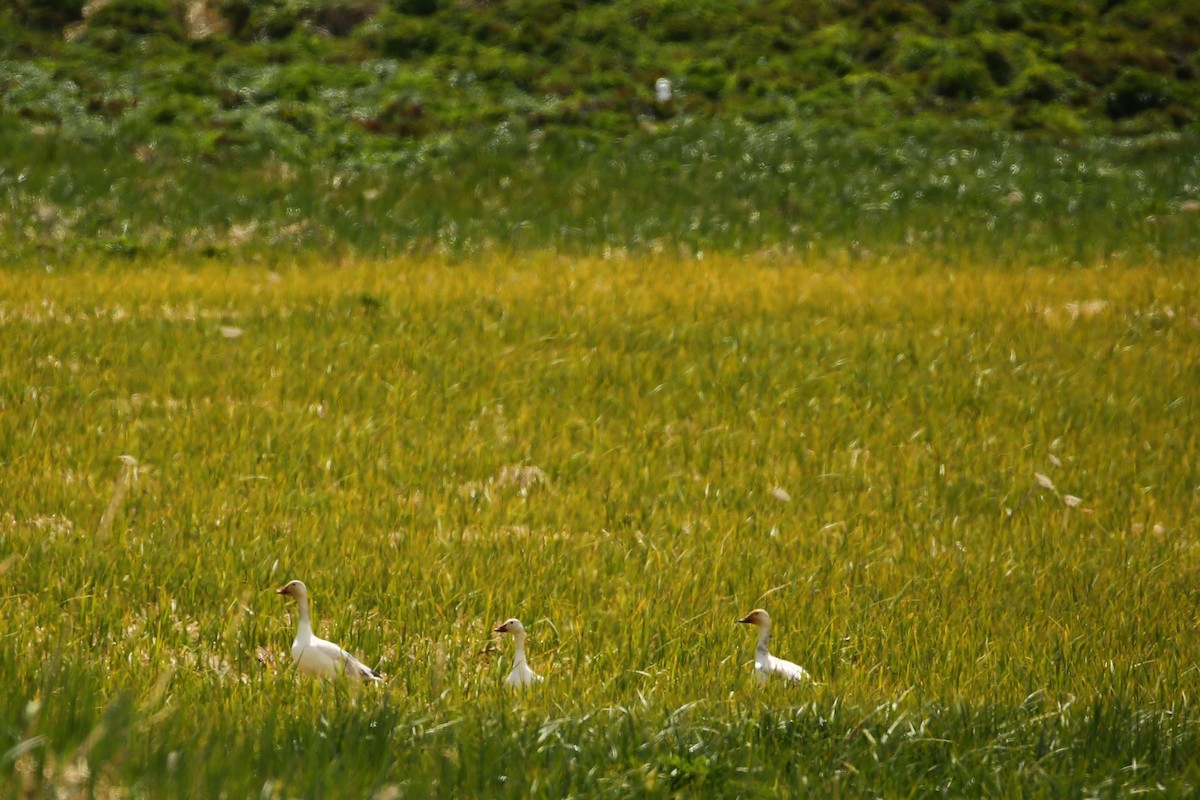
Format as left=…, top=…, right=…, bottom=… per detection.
left=738, top=608, right=810, bottom=684
left=277, top=580, right=381, bottom=682
left=494, top=618, right=543, bottom=688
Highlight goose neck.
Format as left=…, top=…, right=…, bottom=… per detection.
left=295, top=596, right=313, bottom=641
left=755, top=624, right=771, bottom=660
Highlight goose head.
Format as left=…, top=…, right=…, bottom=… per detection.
left=276, top=579, right=309, bottom=601
left=737, top=608, right=771, bottom=627
left=493, top=618, right=525, bottom=635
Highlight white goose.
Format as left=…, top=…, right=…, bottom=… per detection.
left=493, top=618, right=542, bottom=688
left=276, top=580, right=382, bottom=682
left=737, top=608, right=810, bottom=683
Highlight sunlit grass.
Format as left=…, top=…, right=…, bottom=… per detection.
left=1, top=255, right=1198, bottom=797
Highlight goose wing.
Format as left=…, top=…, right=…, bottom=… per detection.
left=505, top=663, right=543, bottom=688
left=768, top=655, right=810, bottom=683
left=305, top=636, right=382, bottom=682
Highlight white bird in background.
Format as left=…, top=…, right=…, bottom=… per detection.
left=276, top=580, right=382, bottom=682
left=655, top=77, right=672, bottom=103
left=493, top=618, right=543, bottom=688
left=737, top=608, right=810, bottom=684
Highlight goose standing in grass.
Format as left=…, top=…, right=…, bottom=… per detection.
left=493, top=618, right=542, bottom=688
left=276, top=580, right=382, bottom=682
left=737, top=608, right=810, bottom=683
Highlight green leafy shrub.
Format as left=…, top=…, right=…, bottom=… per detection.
left=799, top=23, right=858, bottom=80
left=313, top=0, right=379, bottom=35
left=1113, top=107, right=1175, bottom=135
left=12, top=0, right=87, bottom=29
left=970, top=31, right=1031, bottom=86
left=1020, top=0, right=1095, bottom=26
left=949, top=0, right=1024, bottom=33
left=1105, top=67, right=1172, bottom=119
left=930, top=56, right=993, bottom=100
left=839, top=71, right=917, bottom=119
left=507, top=0, right=577, bottom=27
left=0, top=0, right=1195, bottom=146
left=1058, top=39, right=1119, bottom=87
left=470, top=48, right=539, bottom=90
left=123, top=93, right=214, bottom=131
left=390, top=0, right=438, bottom=15
left=575, top=3, right=635, bottom=48
left=506, top=15, right=569, bottom=57
left=800, top=44, right=856, bottom=81
left=357, top=8, right=437, bottom=58
left=1144, top=7, right=1200, bottom=57
left=799, top=72, right=914, bottom=125
left=86, top=0, right=185, bottom=39
left=1012, top=101, right=1089, bottom=135
left=1104, top=0, right=1163, bottom=31
left=261, top=60, right=368, bottom=102
left=636, top=0, right=724, bottom=43
left=1008, top=62, right=1080, bottom=104
left=892, top=32, right=946, bottom=72
left=861, top=0, right=935, bottom=32
left=684, top=57, right=732, bottom=100
left=222, top=0, right=379, bottom=40
left=362, top=94, right=429, bottom=136
left=845, top=70, right=913, bottom=103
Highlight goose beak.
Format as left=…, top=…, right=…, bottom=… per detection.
left=493, top=623, right=508, bottom=634
left=276, top=586, right=288, bottom=595
left=737, top=615, right=753, bottom=624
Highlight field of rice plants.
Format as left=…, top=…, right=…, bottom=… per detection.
left=2, top=251, right=1198, bottom=797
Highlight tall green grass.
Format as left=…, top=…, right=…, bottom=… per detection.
left=1, top=256, right=1197, bottom=796
left=3, top=126, right=1198, bottom=265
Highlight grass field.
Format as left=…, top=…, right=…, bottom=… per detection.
left=5, top=127, right=1200, bottom=265
left=1, top=255, right=1198, bottom=797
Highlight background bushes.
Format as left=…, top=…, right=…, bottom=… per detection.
left=0, top=0, right=1195, bottom=152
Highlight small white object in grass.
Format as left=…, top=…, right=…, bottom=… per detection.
left=655, top=77, right=672, bottom=103
left=1063, top=495, right=1082, bottom=508
left=275, top=580, right=382, bottom=682
left=496, top=465, right=546, bottom=495
left=1034, top=472, right=1055, bottom=490
left=737, top=608, right=810, bottom=684
left=493, top=618, right=543, bottom=688
left=220, top=326, right=244, bottom=339
left=1048, top=453, right=1062, bottom=468
left=769, top=486, right=791, bottom=503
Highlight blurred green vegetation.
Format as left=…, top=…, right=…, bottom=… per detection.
left=2, top=120, right=1198, bottom=264
left=3, top=0, right=1197, bottom=264
left=1, top=0, right=1196, bottom=161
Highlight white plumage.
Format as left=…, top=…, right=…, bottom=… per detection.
left=737, top=608, right=810, bottom=683
left=655, top=77, right=672, bottom=103
left=276, top=580, right=382, bottom=682
left=493, top=618, right=542, bottom=688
